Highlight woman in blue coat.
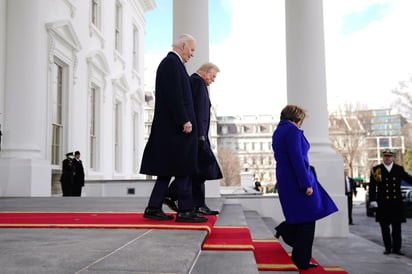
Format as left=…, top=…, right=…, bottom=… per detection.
left=272, top=105, right=338, bottom=270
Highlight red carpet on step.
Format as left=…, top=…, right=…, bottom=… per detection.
left=253, top=239, right=348, bottom=273
left=252, top=239, right=298, bottom=271
left=0, top=212, right=217, bottom=232
left=202, top=225, right=254, bottom=250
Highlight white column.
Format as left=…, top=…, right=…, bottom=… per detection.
left=0, top=0, right=5, bottom=126
left=0, top=0, right=50, bottom=196
left=285, top=0, right=347, bottom=237
left=173, top=0, right=209, bottom=75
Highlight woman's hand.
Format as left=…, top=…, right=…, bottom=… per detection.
left=306, top=187, right=313, bottom=196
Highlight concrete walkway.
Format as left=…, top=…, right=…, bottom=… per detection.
left=1, top=197, right=412, bottom=274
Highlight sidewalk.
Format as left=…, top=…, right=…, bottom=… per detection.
left=1, top=197, right=412, bottom=274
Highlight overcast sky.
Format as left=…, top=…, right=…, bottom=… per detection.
left=144, top=0, right=412, bottom=117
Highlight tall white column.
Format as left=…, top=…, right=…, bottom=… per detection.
left=0, top=0, right=50, bottom=196
left=173, top=0, right=209, bottom=75
left=285, top=0, right=347, bottom=237
left=0, top=0, right=5, bottom=130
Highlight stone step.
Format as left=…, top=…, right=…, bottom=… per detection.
left=192, top=204, right=298, bottom=274
left=191, top=203, right=259, bottom=274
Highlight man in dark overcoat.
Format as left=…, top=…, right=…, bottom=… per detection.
left=72, top=150, right=85, bottom=196
left=165, top=63, right=223, bottom=215
left=140, top=34, right=206, bottom=223
left=344, top=169, right=357, bottom=225
left=369, top=149, right=412, bottom=255
left=60, top=152, right=74, bottom=196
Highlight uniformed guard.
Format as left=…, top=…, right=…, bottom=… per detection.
left=60, top=152, right=75, bottom=196
left=369, top=149, right=412, bottom=255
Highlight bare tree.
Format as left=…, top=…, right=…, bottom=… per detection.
left=217, top=147, right=241, bottom=186
left=403, top=146, right=412, bottom=173
left=391, top=74, right=412, bottom=121
left=329, top=103, right=368, bottom=178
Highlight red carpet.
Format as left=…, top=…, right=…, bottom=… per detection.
left=0, top=212, right=217, bottom=232
left=0, top=212, right=347, bottom=273
left=252, top=239, right=298, bottom=271
left=296, top=257, right=348, bottom=274
left=202, top=225, right=254, bottom=250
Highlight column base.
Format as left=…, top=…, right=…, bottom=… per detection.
left=0, top=158, right=51, bottom=196
left=310, top=151, right=349, bottom=238
left=205, top=179, right=221, bottom=198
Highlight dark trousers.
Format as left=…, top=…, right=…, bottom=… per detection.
left=72, top=184, right=83, bottom=197
left=167, top=176, right=206, bottom=208
left=149, top=176, right=193, bottom=212
left=275, top=221, right=316, bottom=269
left=192, top=176, right=206, bottom=207
left=60, top=179, right=72, bottom=197
left=346, top=192, right=353, bottom=224
left=379, top=221, right=402, bottom=252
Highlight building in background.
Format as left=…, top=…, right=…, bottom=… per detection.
left=216, top=115, right=277, bottom=191
left=329, top=108, right=409, bottom=181
left=0, top=0, right=155, bottom=196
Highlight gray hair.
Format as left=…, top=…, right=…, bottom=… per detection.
left=172, top=33, right=196, bottom=47
left=197, top=62, right=220, bottom=73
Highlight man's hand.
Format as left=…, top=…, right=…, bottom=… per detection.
left=183, top=121, right=192, bottom=133
left=370, top=201, right=378, bottom=208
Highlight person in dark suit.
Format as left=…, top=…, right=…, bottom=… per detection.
left=344, top=169, right=357, bottom=225
left=369, top=149, right=412, bottom=255
left=60, top=152, right=75, bottom=196
left=140, top=34, right=207, bottom=223
left=272, top=105, right=338, bottom=270
left=164, top=63, right=223, bottom=215
left=72, top=151, right=85, bottom=196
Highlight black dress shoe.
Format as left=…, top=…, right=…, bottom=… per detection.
left=176, top=211, right=208, bottom=223
left=195, top=206, right=219, bottom=215
left=393, top=250, right=405, bottom=256
left=163, top=197, right=179, bottom=212
left=383, top=250, right=391, bottom=255
left=143, top=208, right=174, bottom=220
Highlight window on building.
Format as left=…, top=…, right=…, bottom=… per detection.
left=51, top=62, right=64, bottom=165
left=114, top=1, right=123, bottom=53
left=114, top=101, right=122, bottom=172
left=132, top=112, right=140, bottom=174
left=91, top=0, right=101, bottom=29
left=379, top=138, right=389, bottom=148
left=89, top=86, right=99, bottom=170
left=221, top=125, right=228, bottom=135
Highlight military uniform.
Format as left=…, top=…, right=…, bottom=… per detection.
left=60, top=152, right=75, bottom=196
left=369, top=150, right=412, bottom=255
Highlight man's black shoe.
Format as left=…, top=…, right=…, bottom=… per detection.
left=383, top=250, right=391, bottom=255
left=176, top=211, right=208, bottom=223
left=163, top=197, right=178, bottom=212
left=393, top=250, right=405, bottom=256
left=143, top=208, right=173, bottom=220
left=309, top=263, right=318, bottom=267
left=195, top=206, right=219, bottom=215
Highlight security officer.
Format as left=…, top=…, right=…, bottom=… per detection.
left=369, top=149, right=412, bottom=255
left=60, top=152, right=75, bottom=196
